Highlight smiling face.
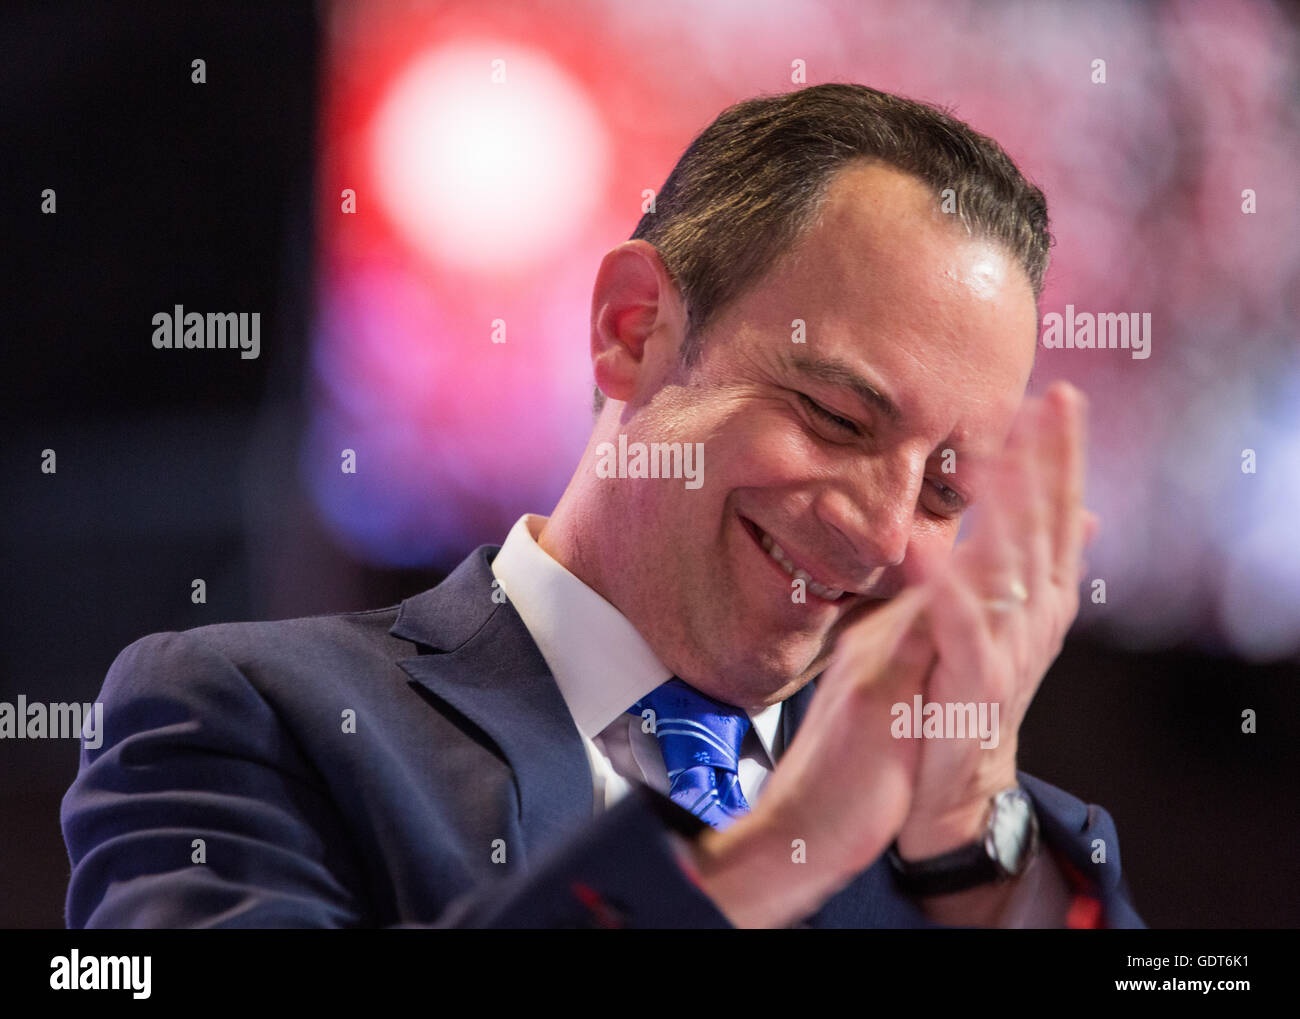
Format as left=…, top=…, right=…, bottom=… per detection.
left=557, top=161, right=1039, bottom=710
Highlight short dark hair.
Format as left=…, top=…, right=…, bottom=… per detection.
left=593, top=82, right=1051, bottom=413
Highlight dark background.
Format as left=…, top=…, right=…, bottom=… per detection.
left=1, top=2, right=1295, bottom=929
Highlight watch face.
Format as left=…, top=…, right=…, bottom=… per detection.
left=988, top=789, right=1036, bottom=875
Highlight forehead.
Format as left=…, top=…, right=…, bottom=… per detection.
left=744, top=161, right=1039, bottom=453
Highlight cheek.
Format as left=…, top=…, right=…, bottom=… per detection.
left=714, top=408, right=831, bottom=485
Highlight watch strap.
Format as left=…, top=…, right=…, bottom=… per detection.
left=886, top=787, right=1039, bottom=897
left=886, top=837, right=1001, bottom=896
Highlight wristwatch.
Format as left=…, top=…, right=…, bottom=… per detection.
left=886, top=786, right=1040, bottom=897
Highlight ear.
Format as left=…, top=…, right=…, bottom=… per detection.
left=590, top=240, right=686, bottom=406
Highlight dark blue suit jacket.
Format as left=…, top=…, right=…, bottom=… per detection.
left=61, top=544, right=1143, bottom=928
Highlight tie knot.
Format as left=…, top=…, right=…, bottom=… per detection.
left=630, top=678, right=751, bottom=776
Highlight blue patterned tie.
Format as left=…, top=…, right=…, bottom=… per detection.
left=628, top=678, right=752, bottom=830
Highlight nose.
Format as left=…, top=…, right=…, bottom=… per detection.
left=817, top=454, right=921, bottom=573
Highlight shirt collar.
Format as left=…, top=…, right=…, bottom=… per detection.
left=490, top=514, right=782, bottom=760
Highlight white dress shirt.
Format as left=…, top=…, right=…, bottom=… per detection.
left=491, top=513, right=783, bottom=812
left=489, top=513, right=1072, bottom=926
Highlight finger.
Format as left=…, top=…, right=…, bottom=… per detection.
left=970, top=396, right=1036, bottom=544
left=1007, top=396, right=1051, bottom=598
left=1078, top=509, right=1099, bottom=585
left=923, top=570, right=1004, bottom=701
left=827, top=583, right=934, bottom=691
left=1046, top=382, right=1087, bottom=587
left=956, top=473, right=1025, bottom=608
left=882, top=609, right=938, bottom=699
left=1082, top=509, right=1100, bottom=548
left=956, top=399, right=1039, bottom=607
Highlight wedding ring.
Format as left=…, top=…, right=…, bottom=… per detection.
left=983, top=577, right=1029, bottom=613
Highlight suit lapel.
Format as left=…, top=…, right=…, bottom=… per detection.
left=779, top=677, right=817, bottom=755
left=392, top=548, right=929, bottom=925
left=391, top=546, right=595, bottom=861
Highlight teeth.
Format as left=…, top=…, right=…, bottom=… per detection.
left=755, top=526, right=846, bottom=601
left=810, top=580, right=845, bottom=600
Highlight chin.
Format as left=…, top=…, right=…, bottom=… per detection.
left=693, top=633, right=825, bottom=707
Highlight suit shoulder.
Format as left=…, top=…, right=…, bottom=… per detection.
left=104, top=603, right=411, bottom=701
left=185, top=603, right=404, bottom=660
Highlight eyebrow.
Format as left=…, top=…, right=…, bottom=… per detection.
left=789, top=354, right=903, bottom=427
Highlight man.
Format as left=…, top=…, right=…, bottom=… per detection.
left=62, top=83, right=1142, bottom=928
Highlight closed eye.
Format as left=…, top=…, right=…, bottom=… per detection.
left=798, top=393, right=861, bottom=436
